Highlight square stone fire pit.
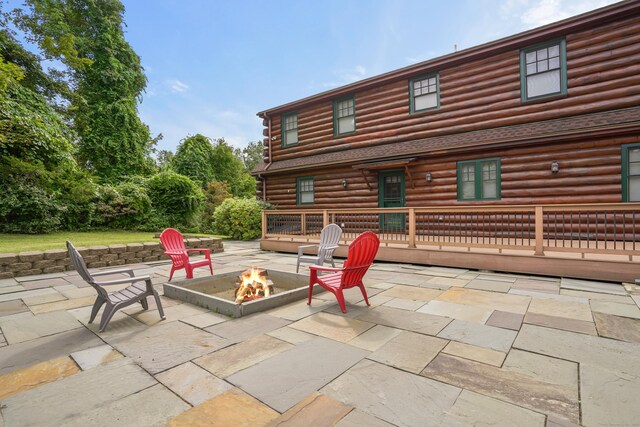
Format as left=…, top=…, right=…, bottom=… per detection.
left=163, top=269, right=323, bottom=317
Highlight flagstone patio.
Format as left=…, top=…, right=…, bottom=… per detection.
left=1, top=240, right=640, bottom=426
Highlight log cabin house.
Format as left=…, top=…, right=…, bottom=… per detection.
left=253, top=0, right=640, bottom=282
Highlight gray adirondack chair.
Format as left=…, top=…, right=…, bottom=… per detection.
left=296, top=223, right=342, bottom=273
left=66, top=241, right=165, bottom=332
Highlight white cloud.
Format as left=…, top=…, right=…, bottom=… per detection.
left=166, top=79, right=190, bottom=93
left=500, top=0, right=619, bottom=29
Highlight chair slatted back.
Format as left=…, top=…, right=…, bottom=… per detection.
left=341, top=231, right=380, bottom=287
left=317, top=224, right=342, bottom=260
left=159, top=228, right=187, bottom=268
left=66, top=241, right=108, bottom=299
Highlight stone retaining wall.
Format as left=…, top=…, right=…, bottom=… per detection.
left=0, top=238, right=224, bottom=279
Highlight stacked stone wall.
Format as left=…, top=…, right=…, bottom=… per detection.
left=0, top=238, right=224, bottom=279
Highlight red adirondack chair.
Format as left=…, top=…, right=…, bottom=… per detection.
left=160, top=228, right=213, bottom=280
left=307, top=231, right=380, bottom=313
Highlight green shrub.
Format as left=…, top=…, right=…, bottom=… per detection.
left=0, top=176, right=64, bottom=233
left=93, top=182, right=152, bottom=229
left=145, top=171, right=204, bottom=228
left=200, top=180, right=232, bottom=232
left=212, top=197, right=271, bottom=240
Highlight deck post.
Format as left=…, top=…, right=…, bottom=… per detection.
left=323, top=210, right=329, bottom=227
left=301, top=212, right=307, bottom=237
left=261, top=210, right=267, bottom=239
left=408, top=208, right=416, bottom=248
left=534, top=206, right=544, bottom=256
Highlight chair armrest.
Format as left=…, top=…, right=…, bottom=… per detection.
left=309, top=265, right=342, bottom=272
left=320, top=245, right=340, bottom=251
left=164, top=251, right=187, bottom=255
left=186, top=248, right=210, bottom=253
left=94, top=275, right=151, bottom=286
left=91, top=268, right=134, bottom=277
left=298, top=244, right=318, bottom=255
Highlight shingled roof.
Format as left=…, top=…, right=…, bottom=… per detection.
left=253, top=107, right=640, bottom=175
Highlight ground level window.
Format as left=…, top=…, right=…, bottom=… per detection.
left=457, top=158, right=501, bottom=201
left=622, top=144, right=640, bottom=202
left=297, top=177, right=314, bottom=205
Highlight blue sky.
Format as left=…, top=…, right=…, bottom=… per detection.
left=10, top=0, right=619, bottom=152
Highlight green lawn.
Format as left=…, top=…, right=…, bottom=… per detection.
left=0, top=231, right=222, bottom=253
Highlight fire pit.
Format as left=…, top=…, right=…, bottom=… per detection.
left=163, top=268, right=322, bottom=317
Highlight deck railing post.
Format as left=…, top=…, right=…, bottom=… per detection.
left=408, top=208, right=416, bottom=248
left=534, top=206, right=544, bottom=256
left=301, top=212, right=307, bottom=237
left=323, top=210, right=329, bottom=227
left=261, top=210, right=267, bottom=239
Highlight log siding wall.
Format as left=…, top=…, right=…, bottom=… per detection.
left=263, top=16, right=640, bottom=163
left=264, top=135, right=640, bottom=209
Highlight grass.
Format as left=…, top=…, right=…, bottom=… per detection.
left=0, top=231, right=223, bottom=253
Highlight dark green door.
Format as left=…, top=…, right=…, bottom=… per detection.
left=378, top=170, right=405, bottom=231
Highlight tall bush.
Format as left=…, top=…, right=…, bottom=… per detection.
left=0, top=175, right=64, bottom=233
left=212, top=197, right=270, bottom=240
left=93, top=182, right=152, bottom=229
left=145, top=171, right=204, bottom=229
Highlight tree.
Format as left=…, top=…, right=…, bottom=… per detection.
left=235, top=141, right=263, bottom=172
left=211, top=138, right=255, bottom=197
left=172, top=134, right=216, bottom=187
left=14, top=0, right=154, bottom=180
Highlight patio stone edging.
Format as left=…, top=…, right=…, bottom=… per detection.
left=0, top=237, right=224, bottom=279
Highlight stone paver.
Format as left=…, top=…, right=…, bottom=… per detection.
left=0, top=300, right=29, bottom=317
left=593, top=311, right=640, bottom=343
left=425, top=276, right=470, bottom=288
left=356, top=305, right=451, bottom=335
left=180, top=311, right=228, bottom=329
left=560, top=278, right=627, bottom=295
left=417, top=299, right=493, bottom=323
left=528, top=297, right=593, bottom=322
left=367, top=331, right=447, bottom=373
left=29, top=295, right=95, bottom=314
left=485, top=310, right=524, bottom=330
left=22, top=291, right=67, bottom=306
left=155, top=361, right=233, bottom=405
left=381, top=297, right=425, bottom=311
left=70, top=344, right=122, bottom=370
left=335, top=410, right=394, bottom=427
left=267, top=326, right=315, bottom=344
left=227, top=337, right=368, bottom=413
left=1, top=358, right=156, bottom=427
left=378, top=284, right=443, bottom=301
left=64, top=383, right=189, bottom=427
left=437, top=319, right=517, bottom=352
left=580, top=363, right=640, bottom=427
left=436, top=287, right=530, bottom=314
left=524, top=312, right=597, bottom=335
left=445, top=390, right=546, bottom=426
left=442, top=341, right=507, bottom=367
left=466, top=278, right=512, bottom=293
left=347, top=324, right=402, bottom=351
left=590, top=299, right=640, bottom=319
left=168, top=389, right=279, bottom=427
left=270, top=392, right=352, bottom=426
left=289, top=312, right=374, bottom=343
left=0, top=356, right=80, bottom=400
left=205, top=313, right=290, bottom=342
left=22, top=278, right=70, bottom=290
left=109, top=321, right=230, bottom=374
left=323, top=359, right=461, bottom=426
left=512, top=278, right=560, bottom=294
left=503, top=349, right=578, bottom=390
left=422, top=354, right=579, bottom=423
left=267, top=298, right=334, bottom=321
left=0, top=310, right=81, bottom=344
left=195, top=334, right=293, bottom=378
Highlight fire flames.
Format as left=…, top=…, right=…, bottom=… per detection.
left=234, top=267, right=274, bottom=304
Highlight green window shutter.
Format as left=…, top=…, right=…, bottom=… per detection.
left=409, top=73, right=440, bottom=114
left=296, top=176, right=314, bottom=206
left=520, top=38, right=567, bottom=102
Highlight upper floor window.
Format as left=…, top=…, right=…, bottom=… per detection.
left=282, top=112, right=298, bottom=147
left=520, top=39, right=567, bottom=102
left=622, top=144, right=640, bottom=202
left=297, top=176, right=314, bottom=205
left=334, top=97, right=355, bottom=136
left=457, top=158, right=501, bottom=201
left=410, top=74, right=439, bottom=113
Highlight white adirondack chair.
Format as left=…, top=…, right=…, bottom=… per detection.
left=296, top=223, right=342, bottom=273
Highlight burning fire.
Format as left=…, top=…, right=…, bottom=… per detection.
left=234, top=267, right=274, bottom=304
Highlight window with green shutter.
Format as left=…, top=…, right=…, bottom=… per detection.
left=622, top=144, right=640, bottom=202
left=296, top=177, right=314, bottom=205
left=333, top=97, right=355, bottom=136
left=282, top=112, right=298, bottom=147
left=457, top=158, right=501, bottom=201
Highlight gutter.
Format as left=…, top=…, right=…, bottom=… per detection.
left=256, top=112, right=273, bottom=200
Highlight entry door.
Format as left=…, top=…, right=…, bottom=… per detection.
left=378, top=170, right=405, bottom=231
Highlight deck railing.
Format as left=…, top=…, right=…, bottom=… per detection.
left=262, top=203, right=640, bottom=258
